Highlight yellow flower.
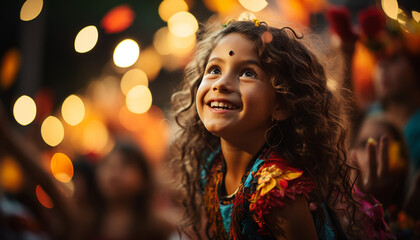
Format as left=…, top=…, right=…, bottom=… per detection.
left=253, top=18, right=261, bottom=27
left=256, top=165, right=302, bottom=197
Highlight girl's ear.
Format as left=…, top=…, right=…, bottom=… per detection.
left=271, top=105, right=290, bottom=121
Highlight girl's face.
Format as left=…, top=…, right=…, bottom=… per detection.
left=196, top=33, right=280, bottom=141
left=374, top=54, right=416, bottom=101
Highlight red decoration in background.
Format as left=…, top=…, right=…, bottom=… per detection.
left=34, top=88, right=54, bottom=123
left=326, top=6, right=357, bottom=41
left=101, top=5, right=135, bottom=34
left=358, top=7, right=386, bottom=38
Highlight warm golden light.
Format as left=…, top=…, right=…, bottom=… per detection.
left=20, top=0, right=43, bottom=21
left=154, top=27, right=196, bottom=56
left=238, top=11, right=257, bottom=20
left=113, top=39, right=140, bottom=68
left=81, top=120, right=109, bottom=154
left=41, top=116, right=64, bottom=147
left=239, top=0, right=268, bottom=12
left=158, top=0, right=189, bottom=22
left=50, top=153, right=74, bottom=183
left=381, top=0, right=399, bottom=20
left=119, top=105, right=141, bottom=132
left=203, top=0, right=238, bottom=13
left=169, top=31, right=196, bottom=56
left=1, top=48, right=21, bottom=90
left=121, top=69, right=148, bottom=95
left=36, top=185, right=53, bottom=208
left=74, top=25, right=99, bottom=53
left=61, top=95, right=85, bottom=126
left=168, top=11, right=198, bottom=37
left=13, top=95, right=37, bottom=126
left=0, top=156, right=23, bottom=193
left=412, top=11, right=420, bottom=22
left=136, top=47, right=162, bottom=81
left=126, top=85, right=152, bottom=114
left=153, top=27, right=173, bottom=55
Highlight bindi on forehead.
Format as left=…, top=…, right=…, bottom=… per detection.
left=229, top=50, right=234, bottom=56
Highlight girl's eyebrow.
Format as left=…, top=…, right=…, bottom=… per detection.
left=207, top=57, right=262, bottom=68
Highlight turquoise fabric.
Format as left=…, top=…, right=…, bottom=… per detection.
left=314, top=204, right=337, bottom=240
left=220, top=203, right=234, bottom=236
left=244, top=158, right=264, bottom=188
left=403, top=109, right=420, bottom=172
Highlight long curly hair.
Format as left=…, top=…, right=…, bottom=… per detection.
left=170, top=20, right=361, bottom=239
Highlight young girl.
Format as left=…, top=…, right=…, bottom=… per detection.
left=170, top=19, right=392, bottom=239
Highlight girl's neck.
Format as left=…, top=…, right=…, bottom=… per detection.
left=220, top=137, right=266, bottom=195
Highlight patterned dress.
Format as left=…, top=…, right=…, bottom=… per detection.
left=200, top=145, right=348, bottom=240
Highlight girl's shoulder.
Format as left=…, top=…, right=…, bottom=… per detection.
left=247, top=150, right=316, bottom=224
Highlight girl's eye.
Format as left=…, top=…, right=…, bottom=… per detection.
left=241, top=69, right=257, bottom=78
left=207, top=66, right=221, bottom=75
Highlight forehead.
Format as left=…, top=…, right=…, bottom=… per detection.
left=209, top=33, right=259, bottom=60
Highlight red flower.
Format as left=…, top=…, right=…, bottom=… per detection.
left=358, top=7, right=386, bottom=38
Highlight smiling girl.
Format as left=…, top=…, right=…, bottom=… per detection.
left=170, top=20, right=393, bottom=240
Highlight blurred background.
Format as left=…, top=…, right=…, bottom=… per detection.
left=1, top=0, right=420, bottom=239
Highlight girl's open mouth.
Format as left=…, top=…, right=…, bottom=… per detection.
left=208, top=100, right=239, bottom=110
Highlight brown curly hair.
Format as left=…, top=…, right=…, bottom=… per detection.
left=169, top=20, right=361, bottom=239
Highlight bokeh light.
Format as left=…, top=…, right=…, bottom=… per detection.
left=126, top=85, right=152, bottom=114
left=0, top=156, right=23, bottom=193
left=168, top=11, right=198, bottom=37
left=36, top=185, right=53, bottom=208
left=13, top=95, right=37, bottom=126
left=239, top=0, right=268, bottom=12
left=113, top=39, right=140, bottom=68
left=1, top=48, right=21, bottom=90
left=277, top=0, right=310, bottom=26
left=154, top=27, right=173, bottom=55
left=119, top=105, right=143, bottom=132
left=41, top=116, right=64, bottom=147
left=135, top=47, right=162, bottom=81
left=412, top=11, right=420, bottom=22
left=81, top=120, right=109, bottom=154
left=158, top=0, right=189, bottom=22
left=121, top=69, right=148, bottom=95
left=203, top=0, right=238, bottom=14
left=169, top=31, right=196, bottom=56
left=238, top=11, right=257, bottom=21
left=74, top=25, right=99, bottom=53
left=20, top=0, right=43, bottom=21
left=352, top=42, right=376, bottom=106
left=101, top=5, right=135, bottom=34
left=381, top=0, right=399, bottom=20
left=50, top=153, right=74, bottom=183
left=61, top=95, right=85, bottom=126
left=154, top=27, right=196, bottom=56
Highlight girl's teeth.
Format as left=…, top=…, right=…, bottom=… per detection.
left=210, top=101, right=237, bottom=109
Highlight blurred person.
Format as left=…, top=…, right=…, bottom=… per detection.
left=93, top=141, right=173, bottom=240
left=71, top=159, right=102, bottom=239
left=327, top=6, right=420, bottom=238
left=350, top=115, right=408, bottom=208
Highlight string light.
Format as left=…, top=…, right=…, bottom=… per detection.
left=62, top=95, right=85, bottom=126
left=41, top=116, right=64, bottom=147
left=74, top=25, right=99, bottom=53
left=20, top=0, right=43, bottom=21
left=113, top=39, right=140, bottom=68
left=13, top=95, right=37, bottom=126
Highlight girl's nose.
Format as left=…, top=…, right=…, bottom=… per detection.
left=212, top=74, right=235, bottom=93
